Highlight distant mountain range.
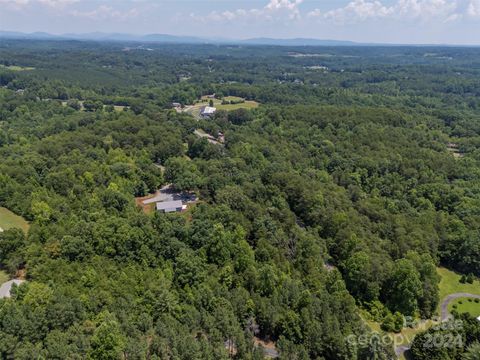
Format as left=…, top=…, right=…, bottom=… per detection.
left=0, top=30, right=359, bottom=46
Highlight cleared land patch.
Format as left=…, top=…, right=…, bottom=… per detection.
left=216, top=100, right=259, bottom=111
left=0, top=207, right=29, bottom=233
left=184, top=96, right=259, bottom=118
left=61, top=100, right=128, bottom=112
left=448, top=297, right=480, bottom=317
left=0, top=271, right=8, bottom=285
left=438, top=267, right=480, bottom=303
left=0, top=64, right=35, bottom=71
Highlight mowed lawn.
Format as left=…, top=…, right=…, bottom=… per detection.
left=0, top=270, right=8, bottom=284
left=438, top=267, right=480, bottom=301
left=216, top=100, right=259, bottom=111
left=448, top=297, right=480, bottom=317
left=0, top=207, right=30, bottom=233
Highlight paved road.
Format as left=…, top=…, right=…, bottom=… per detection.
left=395, top=344, right=410, bottom=357
left=440, top=293, right=480, bottom=321
left=0, top=279, right=25, bottom=298
left=392, top=292, right=480, bottom=358
left=393, top=293, right=480, bottom=358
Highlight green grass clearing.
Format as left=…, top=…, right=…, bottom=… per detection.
left=0, top=270, right=9, bottom=284
left=223, top=96, right=245, bottom=102
left=0, top=64, right=35, bottom=71
left=0, top=207, right=30, bottom=233
left=190, top=97, right=259, bottom=116
left=61, top=100, right=127, bottom=112
left=216, top=100, right=259, bottom=110
left=438, top=267, right=480, bottom=303
left=448, top=297, right=480, bottom=318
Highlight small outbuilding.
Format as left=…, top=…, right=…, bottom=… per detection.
left=156, top=200, right=184, bottom=213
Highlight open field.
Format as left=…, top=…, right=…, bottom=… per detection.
left=61, top=100, right=128, bottom=112
left=0, top=207, right=30, bottom=233
left=0, top=64, right=35, bottom=71
left=185, top=97, right=259, bottom=118
left=438, top=267, right=480, bottom=303
left=448, top=297, right=480, bottom=317
left=216, top=100, right=259, bottom=110
left=223, top=96, right=245, bottom=102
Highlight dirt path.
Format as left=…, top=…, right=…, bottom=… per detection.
left=440, top=293, right=480, bottom=321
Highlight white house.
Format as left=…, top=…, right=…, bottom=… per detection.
left=200, top=106, right=216, bottom=118
left=156, top=200, right=184, bottom=213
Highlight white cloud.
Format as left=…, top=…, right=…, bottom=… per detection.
left=307, top=8, right=322, bottom=18
left=71, top=5, right=139, bottom=20
left=265, top=0, right=303, bottom=18
left=395, top=0, right=457, bottom=19
left=192, top=0, right=304, bottom=23
left=0, top=0, right=77, bottom=7
left=38, top=0, right=78, bottom=7
left=467, top=0, right=480, bottom=16
left=309, top=0, right=462, bottom=23
left=265, top=0, right=302, bottom=11
left=321, top=0, right=393, bottom=23
left=0, top=0, right=29, bottom=10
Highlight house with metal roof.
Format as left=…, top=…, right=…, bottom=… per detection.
left=156, top=200, right=185, bottom=213
left=200, top=106, right=216, bottom=118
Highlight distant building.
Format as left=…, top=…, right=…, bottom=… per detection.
left=200, top=106, right=216, bottom=118
left=171, top=102, right=181, bottom=108
left=156, top=200, right=184, bottom=213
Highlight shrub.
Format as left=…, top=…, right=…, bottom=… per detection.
left=466, top=273, right=475, bottom=284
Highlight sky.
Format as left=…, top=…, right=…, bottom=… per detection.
left=1, top=0, right=480, bottom=45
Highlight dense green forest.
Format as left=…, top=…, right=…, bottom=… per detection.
left=0, top=40, right=479, bottom=359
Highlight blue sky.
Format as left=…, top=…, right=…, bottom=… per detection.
left=1, top=0, right=480, bottom=44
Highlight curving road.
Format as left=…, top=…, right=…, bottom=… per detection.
left=395, top=345, right=410, bottom=357
left=394, top=293, right=480, bottom=358
left=440, top=293, right=480, bottom=321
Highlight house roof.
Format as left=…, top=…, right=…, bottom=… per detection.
left=156, top=200, right=183, bottom=211
left=0, top=279, right=24, bottom=298
left=201, top=106, right=216, bottom=115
